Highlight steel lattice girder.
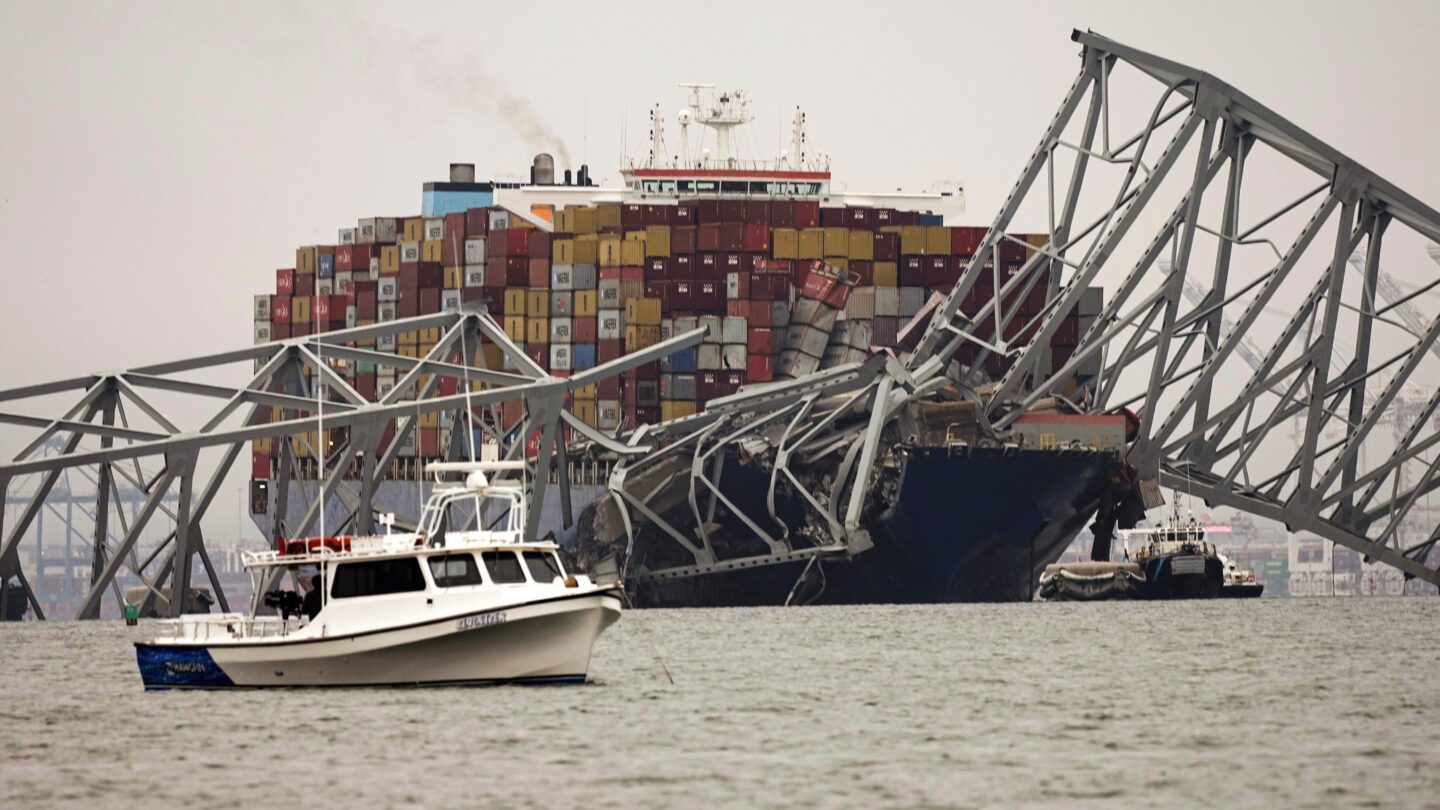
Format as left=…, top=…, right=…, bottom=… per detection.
left=914, top=30, right=1440, bottom=586
left=0, top=305, right=703, bottom=618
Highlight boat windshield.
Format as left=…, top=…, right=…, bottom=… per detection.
left=419, top=487, right=524, bottom=539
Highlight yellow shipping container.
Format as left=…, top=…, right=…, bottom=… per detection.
left=874, top=261, right=899, bottom=287
left=772, top=228, right=799, bottom=259
left=296, top=246, right=317, bottom=274
left=443, top=266, right=463, bottom=289
left=380, top=245, right=400, bottom=273
left=292, top=296, right=312, bottom=324
left=625, top=325, right=661, bottom=350
left=925, top=226, right=951, bottom=255
left=596, top=203, right=622, bottom=229
left=419, top=411, right=440, bottom=429
left=527, top=318, right=550, bottom=345
left=900, top=226, right=928, bottom=255
left=829, top=257, right=850, bottom=272
left=504, top=288, right=526, bottom=315
left=573, top=206, right=599, bottom=234
left=421, top=240, right=442, bottom=262
left=573, top=399, right=598, bottom=428
left=574, top=290, right=598, bottom=317
left=599, top=235, right=623, bottom=267
left=626, top=297, right=662, bottom=325
left=481, top=344, right=504, bottom=369
left=620, top=239, right=645, bottom=266
left=798, top=228, right=825, bottom=260
left=503, top=315, right=527, bottom=342
left=618, top=279, right=645, bottom=302
left=420, top=327, right=441, bottom=345
left=1025, top=232, right=1049, bottom=258
left=661, top=401, right=698, bottom=421
left=824, top=227, right=851, bottom=258
left=252, top=437, right=272, bottom=455
left=525, top=290, right=549, bottom=317
left=404, top=218, right=425, bottom=242
left=645, top=226, right=672, bottom=257
left=400, top=330, right=418, bottom=347
left=574, top=234, right=599, bottom=264
left=573, top=382, right=598, bottom=400
left=848, top=230, right=875, bottom=261
left=553, top=208, right=573, bottom=233
left=399, top=345, right=419, bottom=359
left=552, top=239, right=574, bottom=264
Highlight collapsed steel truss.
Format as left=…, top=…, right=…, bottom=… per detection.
left=601, top=30, right=1440, bottom=591
left=0, top=307, right=701, bottom=618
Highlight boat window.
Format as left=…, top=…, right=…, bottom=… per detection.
left=523, top=551, right=563, bottom=584
left=482, top=551, right=527, bottom=584
left=331, top=558, right=427, bottom=599
left=428, top=554, right=484, bottom=588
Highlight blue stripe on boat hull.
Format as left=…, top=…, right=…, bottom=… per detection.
left=136, top=644, right=236, bottom=689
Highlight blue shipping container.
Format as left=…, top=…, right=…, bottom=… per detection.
left=573, top=343, right=597, bottom=370
left=662, top=347, right=698, bottom=373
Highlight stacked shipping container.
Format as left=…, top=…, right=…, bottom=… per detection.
left=253, top=200, right=1094, bottom=476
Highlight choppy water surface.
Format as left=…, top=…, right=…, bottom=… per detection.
left=3, top=598, right=1438, bottom=808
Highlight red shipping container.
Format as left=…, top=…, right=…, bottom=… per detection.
left=334, top=245, right=357, bottom=272
left=620, top=266, right=644, bottom=282
left=598, top=339, right=623, bottom=364
left=397, top=287, right=419, bottom=317
left=291, top=321, right=313, bottom=337
left=672, top=226, right=697, bottom=255
left=646, top=257, right=671, bottom=279
left=998, top=235, right=1027, bottom=263
left=597, top=376, right=621, bottom=399
left=574, top=316, right=597, bottom=343
left=314, top=294, right=349, bottom=321
left=643, top=204, right=673, bottom=226
left=294, top=274, right=315, bottom=297
left=354, top=374, right=376, bottom=400
left=793, top=201, right=820, bottom=228
left=822, top=283, right=850, bottom=310
left=621, top=204, right=645, bottom=228
left=742, top=223, right=770, bottom=252
left=801, top=270, right=838, bottom=300
left=747, top=327, right=777, bottom=354
left=899, top=257, right=925, bottom=286
left=697, top=281, right=723, bottom=312
left=741, top=199, right=768, bottom=224
left=528, top=230, right=552, bottom=259
left=722, top=371, right=745, bottom=393
left=272, top=296, right=292, bottom=324
left=673, top=204, right=695, bottom=225
left=845, top=206, right=875, bottom=230
left=671, top=281, right=694, bottom=310
left=466, top=207, right=489, bottom=236
left=419, top=427, right=440, bottom=457
left=728, top=272, right=750, bottom=299
left=850, top=260, right=873, bottom=286
left=718, top=223, right=744, bottom=252
left=696, top=253, right=722, bottom=281
left=952, top=226, right=986, bottom=256
left=873, top=232, right=899, bottom=262
left=599, top=266, right=622, bottom=282
left=252, top=451, right=271, bottom=479
left=770, top=200, right=795, bottom=228
left=497, top=228, right=529, bottom=257
left=528, top=258, right=551, bottom=287
left=726, top=300, right=747, bottom=317
left=671, top=255, right=694, bottom=279
left=525, top=344, right=549, bottom=371
left=820, top=207, right=847, bottom=228
left=698, top=224, right=721, bottom=252
left=441, top=230, right=465, bottom=266
left=926, top=256, right=954, bottom=286
left=276, top=268, right=295, bottom=294
left=873, top=208, right=897, bottom=228
left=690, top=199, right=719, bottom=224
left=695, top=371, right=720, bottom=402
left=746, top=354, right=774, bottom=382
left=462, top=287, right=500, bottom=308
left=717, top=199, right=744, bottom=224
left=419, top=287, right=441, bottom=313
left=645, top=280, right=670, bottom=307
left=722, top=253, right=744, bottom=277
left=271, top=322, right=292, bottom=340
left=444, top=211, right=468, bottom=240
left=438, top=376, right=458, bottom=397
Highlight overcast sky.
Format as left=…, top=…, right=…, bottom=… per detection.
left=3, top=0, right=1439, bottom=545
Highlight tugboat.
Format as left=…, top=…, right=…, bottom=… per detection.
left=1219, top=554, right=1265, bottom=598
left=1127, top=516, right=1224, bottom=599
left=135, top=460, right=623, bottom=689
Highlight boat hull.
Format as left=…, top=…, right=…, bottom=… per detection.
left=136, top=591, right=621, bottom=689
left=1137, top=554, right=1224, bottom=600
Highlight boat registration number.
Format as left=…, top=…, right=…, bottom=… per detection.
left=457, top=612, right=507, bottom=632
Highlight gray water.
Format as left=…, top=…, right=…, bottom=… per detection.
left=3, top=598, right=1438, bottom=809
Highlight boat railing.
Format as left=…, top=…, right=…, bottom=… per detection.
left=156, top=613, right=305, bottom=641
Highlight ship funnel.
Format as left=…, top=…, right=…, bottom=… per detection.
left=578, top=164, right=591, bottom=186
left=564, top=169, right=573, bottom=186
left=530, top=153, right=555, bottom=185
left=449, top=163, right=475, bottom=183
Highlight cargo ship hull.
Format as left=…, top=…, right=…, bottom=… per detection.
left=616, top=446, right=1121, bottom=606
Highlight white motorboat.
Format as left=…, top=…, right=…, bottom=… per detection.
left=135, top=460, right=622, bottom=689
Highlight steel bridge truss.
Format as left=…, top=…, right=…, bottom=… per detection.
left=0, top=306, right=702, bottom=618
left=913, top=31, right=1440, bottom=586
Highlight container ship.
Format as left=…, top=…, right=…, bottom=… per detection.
left=248, top=88, right=1139, bottom=605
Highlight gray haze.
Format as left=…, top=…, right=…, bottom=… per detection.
left=2, top=0, right=1439, bottom=540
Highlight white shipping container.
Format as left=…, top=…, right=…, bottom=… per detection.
left=571, top=263, right=597, bottom=289
left=464, top=266, right=485, bottom=287
left=847, top=319, right=873, bottom=349
left=464, top=238, right=486, bottom=265
left=846, top=287, right=876, bottom=319
left=798, top=325, right=830, bottom=357
left=899, top=287, right=925, bottom=318
left=395, top=429, right=417, bottom=458
left=334, top=272, right=352, bottom=295
left=597, top=310, right=624, bottom=340
left=254, top=322, right=272, bottom=344
left=722, top=344, right=747, bottom=371
left=338, top=227, right=357, bottom=245
left=726, top=272, right=742, bottom=300
left=697, top=344, right=722, bottom=370
left=376, top=377, right=395, bottom=399
left=550, top=344, right=573, bottom=370
left=598, top=281, right=621, bottom=308
left=550, top=317, right=573, bottom=343
left=487, top=210, right=510, bottom=231
left=399, top=241, right=421, bottom=263
left=254, top=294, right=271, bottom=320
left=424, top=218, right=444, bottom=241
left=670, top=374, right=696, bottom=400
left=359, top=217, right=398, bottom=243
left=699, top=315, right=722, bottom=344
left=551, top=264, right=574, bottom=290
left=377, top=333, right=397, bottom=352
left=316, top=279, right=334, bottom=296
left=673, top=316, right=698, bottom=335
left=659, top=318, right=674, bottom=341
left=721, top=316, right=747, bottom=345
left=597, top=400, right=621, bottom=430
left=369, top=257, right=381, bottom=274
left=769, top=301, right=791, bottom=329
left=874, top=287, right=900, bottom=317
left=440, top=290, right=461, bottom=313
left=377, top=278, right=399, bottom=302
left=550, top=291, right=573, bottom=316
left=790, top=352, right=821, bottom=377
left=377, top=302, right=397, bottom=321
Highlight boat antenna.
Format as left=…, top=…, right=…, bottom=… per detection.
left=458, top=311, right=478, bottom=464
left=315, top=280, right=325, bottom=543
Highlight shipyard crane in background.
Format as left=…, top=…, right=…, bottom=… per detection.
left=2, top=29, right=1440, bottom=618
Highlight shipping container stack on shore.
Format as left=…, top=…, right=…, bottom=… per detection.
left=252, top=197, right=1098, bottom=483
